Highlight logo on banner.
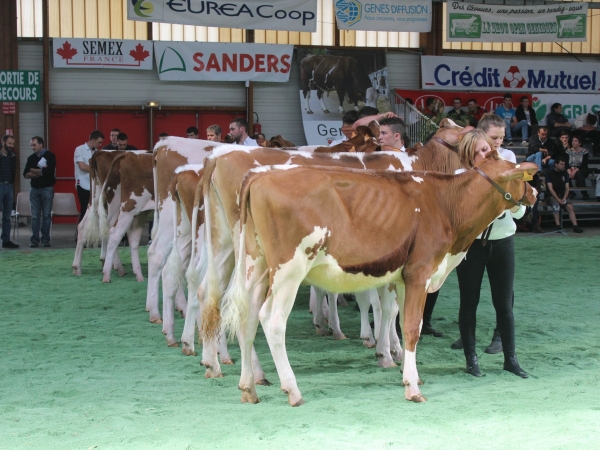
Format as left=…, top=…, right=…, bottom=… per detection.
left=449, top=14, right=481, bottom=38
left=532, top=97, right=547, bottom=120
left=158, top=47, right=187, bottom=73
left=336, top=0, right=362, bottom=27
left=132, top=0, right=154, bottom=18
left=556, top=15, right=586, bottom=38
left=503, top=66, right=526, bottom=89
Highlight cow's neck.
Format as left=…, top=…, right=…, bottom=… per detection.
left=412, top=142, right=462, bottom=174
left=444, top=170, right=511, bottom=253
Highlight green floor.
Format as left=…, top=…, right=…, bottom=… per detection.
left=1, top=236, right=600, bottom=449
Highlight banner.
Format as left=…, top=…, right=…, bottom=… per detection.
left=128, top=0, right=317, bottom=32
left=0, top=71, right=41, bottom=102
left=422, top=56, right=600, bottom=93
left=298, top=49, right=389, bottom=145
left=531, top=94, right=600, bottom=126
left=153, top=42, right=293, bottom=82
left=335, top=0, right=431, bottom=32
left=446, top=1, right=587, bottom=42
left=396, top=89, right=532, bottom=117
left=53, top=38, right=153, bottom=70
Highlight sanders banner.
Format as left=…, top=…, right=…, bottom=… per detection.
left=128, top=0, right=317, bottom=32
left=446, top=1, right=587, bottom=42
left=53, top=38, right=153, bottom=70
left=335, top=0, right=431, bottom=32
left=153, top=42, right=293, bottom=82
left=422, top=56, right=600, bottom=93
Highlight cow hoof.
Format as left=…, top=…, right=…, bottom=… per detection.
left=205, top=369, right=224, bottom=379
left=315, top=326, right=332, bottom=337
left=239, top=386, right=260, bottom=404
left=149, top=315, right=162, bottom=324
left=72, top=266, right=82, bottom=276
left=377, top=356, right=397, bottom=368
left=407, top=393, right=427, bottom=403
left=255, top=378, right=272, bottom=386
left=118, top=270, right=127, bottom=277
left=362, top=338, right=376, bottom=348
left=181, top=346, right=196, bottom=356
left=136, top=275, right=144, bottom=282
left=102, top=278, right=111, bottom=283
left=333, top=332, right=347, bottom=340
left=283, top=390, right=304, bottom=407
left=418, top=378, right=424, bottom=386
left=220, top=358, right=234, bottom=365
left=166, top=338, right=179, bottom=347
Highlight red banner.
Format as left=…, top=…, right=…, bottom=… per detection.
left=395, top=89, right=532, bottom=114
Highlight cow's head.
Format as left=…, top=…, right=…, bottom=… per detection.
left=266, top=135, right=296, bottom=148
left=433, top=120, right=474, bottom=149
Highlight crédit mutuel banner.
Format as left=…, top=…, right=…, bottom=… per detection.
left=446, top=1, right=587, bottom=42
left=422, top=56, right=600, bottom=94
left=53, top=38, right=153, bottom=70
left=128, top=0, right=317, bottom=32
left=335, top=0, right=431, bottom=32
left=154, top=42, right=293, bottom=82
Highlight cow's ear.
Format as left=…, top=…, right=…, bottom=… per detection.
left=503, top=162, right=538, bottom=181
left=367, top=120, right=380, bottom=137
left=355, top=125, right=373, bottom=138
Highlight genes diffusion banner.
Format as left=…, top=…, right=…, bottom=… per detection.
left=335, top=0, right=431, bottom=32
left=53, top=38, right=153, bottom=70
left=422, top=55, right=600, bottom=93
left=298, top=49, right=389, bottom=145
left=128, top=0, right=317, bottom=32
left=154, top=42, right=293, bottom=82
left=446, top=1, right=587, bottom=42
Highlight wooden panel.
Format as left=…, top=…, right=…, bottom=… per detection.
left=72, top=0, right=85, bottom=38
left=266, top=30, right=277, bottom=43
left=207, top=27, right=218, bottom=42
left=84, top=0, right=98, bottom=38
left=97, top=0, right=110, bottom=38
left=158, top=23, right=171, bottom=41
left=277, top=31, right=288, bottom=44
left=109, top=0, right=122, bottom=39
left=254, top=30, right=265, bottom=43
left=34, top=0, right=43, bottom=37
left=232, top=28, right=244, bottom=43
left=183, top=25, right=195, bottom=41
left=196, top=26, right=208, bottom=42
left=171, top=24, right=183, bottom=41
left=134, top=20, right=146, bottom=39
left=122, top=0, right=135, bottom=40
left=219, top=27, right=230, bottom=42
left=59, top=0, right=72, bottom=37
left=49, top=0, right=60, bottom=36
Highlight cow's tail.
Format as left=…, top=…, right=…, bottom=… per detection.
left=200, top=157, right=224, bottom=340
left=82, top=154, right=101, bottom=246
left=98, top=153, right=125, bottom=237
left=163, top=176, right=185, bottom=291
left=220, top=171, right=255, bottom=341
left=151, top=149, right=160, bottom=240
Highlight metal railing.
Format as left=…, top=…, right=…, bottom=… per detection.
left=388, top=90, right=439, bottom=146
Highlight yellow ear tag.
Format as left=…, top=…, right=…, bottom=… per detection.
left=522, top=172, right=533, bottom=182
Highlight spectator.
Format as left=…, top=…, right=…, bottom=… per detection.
left=102, top=128, right=120, bottom=150
left=158, top=132, right=169, bottom=140
left=0, top=135, right=19, bottom=248
left=575, top=113, right=600, bottom=156
left=466, top=98, right=486, bottom=127
left=545, top=103, right=572, bottom=137
left=186, top=127, right=199, bottom=139
left=329, top=110, right=359, bottom=147
left=566, top=136, right=590, bottom=199
left=420, top=97, right=445, bottom=124
left=546, top=156, right=583, bottom=232
left=446, top=97, right=468, bottom=127
left=494, top=93, right=528, bottom=146
left=229, top=118, right=257, bottom=146
left=74, top=130, right=104, bottom=224
left=555, top=130, right=571, bottom=162
left=206, top=125, right=222, bottom=142
left=526, top=126, right=556, bottom=172
left=116, top=133, right=138, bottom=150
left=24, top=136, right=56, bottom=247
left=515, top=96, right=539, bottom=141
left=378, top=117, right=405, bottom=152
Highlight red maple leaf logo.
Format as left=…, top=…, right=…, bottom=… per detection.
left=57, top=41, right=78, bottom=60
left=129, top=43, right=150, bottom=62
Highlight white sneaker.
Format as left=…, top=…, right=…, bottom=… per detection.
left=521, top=140, right=528, bottom=146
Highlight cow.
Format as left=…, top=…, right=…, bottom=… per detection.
left=72, top=150, right=124, bottom=276
left=210, top=156, right=538, bottom=406
left=559, top=16, right=583, bottom=35
left=451, top=16, right=478, bottom=35
left=301, top=54, right=376, bottom=114
left=100, top=151, right=155, bottom=283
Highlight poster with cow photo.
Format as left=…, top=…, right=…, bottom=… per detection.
left=298, top=48, right=389, bottom=145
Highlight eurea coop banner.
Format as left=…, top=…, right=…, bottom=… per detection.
left=422, top=55, right=600, bottom=93
left=297, top=48, right=389, bottom=145
left=446, top=1, right=587, bottom=42
left=128, top=0, right=318, bottom=32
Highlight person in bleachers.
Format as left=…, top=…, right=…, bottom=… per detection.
left=515, top=96, right=539, bottom=142
left=466, top=98, right=486, bottom=127
left=446, top=98, right=468, bottom=127
left=566, top=135, right=590, bottom=199
left=575, top=114, right=600, bottom=156
left=546, top=155, right=583, bottom=232
left=419, top=97, right=445, bottom=124
left=526, top=126, right=556, bottom=172
left=545, top=103, right=572, bottom=137
left=494, top=93, right=529, bottom=147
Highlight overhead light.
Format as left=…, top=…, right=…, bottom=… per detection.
left=144, top=101, right=161, bottom=109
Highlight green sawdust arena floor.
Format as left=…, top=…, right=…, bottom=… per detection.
left=1, top=236, right=600, bottom=449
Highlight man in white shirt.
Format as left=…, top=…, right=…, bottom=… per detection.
left=74, top=130, right=104, bottom=223
left=229, top=118, right=257, bottom=146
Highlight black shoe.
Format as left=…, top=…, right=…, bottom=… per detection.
left=503, top=355, right=529, bottom=378
left=465, top=354, right=482, bottom=377
left=582, top=192, right=590, bottom=199
left=30, top=242, right=39, bottom=248
left=42, top=242, right=51, bottom=247
left=485, top=329, right=503, bottom=354
left=421, top=323, right=444, bottom=337
left=573, top=226, right=583, bottom=233
left=2, top=241, right=19, bottom=249
left=451, top=337, right=463, bottom=349
left=568, top=191, right=576, bottom=199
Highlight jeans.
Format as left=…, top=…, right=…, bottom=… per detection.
left=505, top=119, right=529, bottom=141
left=30, top=187, right=54, bottom=244
left=526, top=152, right=555, bottom=172
left=0, top=182, right=13, bottom=243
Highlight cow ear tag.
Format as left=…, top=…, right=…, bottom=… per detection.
left=522, top=171, right=533, bottom=182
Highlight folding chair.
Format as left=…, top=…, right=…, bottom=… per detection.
left=51, top=193, right=79, bottom=239
left=12, top=192, right=31, bottom=240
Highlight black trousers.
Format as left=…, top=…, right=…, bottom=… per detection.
left=77, top=185, right=90, bottom=224
left=456, top=236, right=516, bottom=358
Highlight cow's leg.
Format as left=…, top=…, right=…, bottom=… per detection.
left=376, top=284, right=398, bottom=368
left=102, top=212, right=136, bottom=282
left=356, top=291, right=376, bottom=348
left=397, top=279, right=427, bottom=403
left=317, top=89, right=330, bottom=113
left=326, top=292, right=346, bottom=340
left=303, top=90, right=313, bottom=114
left=312, top=286, right=331, bottom=336
left=181, top=239, right=207, bottom=356
left=99, top=236, right=107, bottom=265
left=127, top=214, right=146, bottom=282
left=371, top=288, right=383, bottom=340
left=389, top=305, right=403, bottom=363
left=217, top=332, right=233, bottom=365
left=72, top=214, right=88, bottom=276
left=146, top=221, right=174, bottom=324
